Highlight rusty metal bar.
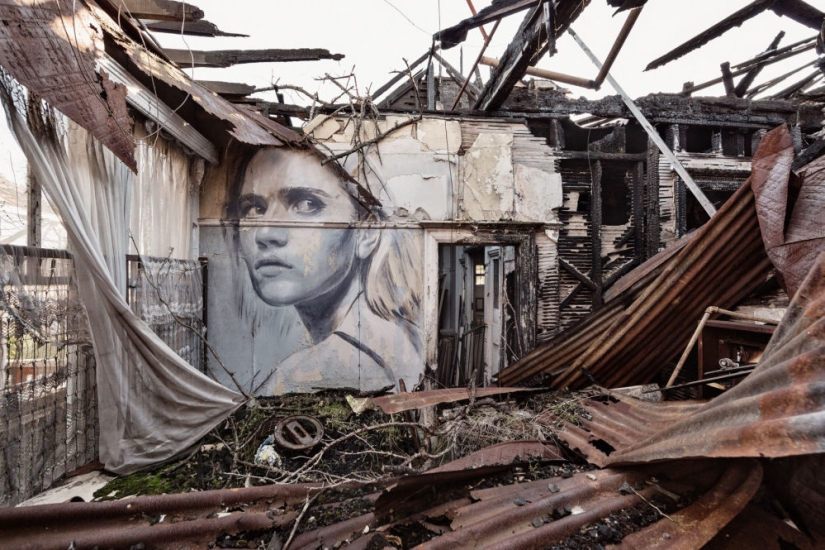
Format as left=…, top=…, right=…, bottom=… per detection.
left=464, top=0, right=488, bottom=40
left=451, top=19, right=500, bottom=110
left=593, top=7, right=643, bottom=88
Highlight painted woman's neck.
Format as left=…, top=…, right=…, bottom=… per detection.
left=295, top=272, right=362, bottom=344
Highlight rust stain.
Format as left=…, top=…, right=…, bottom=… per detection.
left=0, top=0, right=135, bottom=169
left=548, top=251, right=825, bottom=465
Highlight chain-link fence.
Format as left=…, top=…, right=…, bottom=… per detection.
left=0, top=245, right=97, bottom=507
left=126, top=255, right=207, bottom=373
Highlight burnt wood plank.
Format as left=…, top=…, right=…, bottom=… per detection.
left=163, top=48, right=344, bottom=68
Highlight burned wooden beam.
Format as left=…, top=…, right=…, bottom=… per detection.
left=646, top=0, right=779, bottom=71
left=163, top=48, right=344, bottom=68
left=734, top=31, right=785, bottom=97
left=770, top=0, right=825, bottom=30
left=196, top=80, right=256, bottom=97
left=745, top=59, right=817, bottom=97
left=475, top=3, right=551, bottom=111
left=371, top=51, right=431, bottom=102
left=432, top=52, right=481, bottom=99
left=500, top=90, right=822, bottom=129
left=112, top=0, right=203, bottom=22
left=435, top=0, right=538, bottom=49
left=144, top=19, right=247, bottom=37
left=769, top=68, right=822, bottom=99
left=721, top=62, right=736, bottom=97
left=251, top=101, right=313, bottom=119
left=679, top=41, right=816, bottom=96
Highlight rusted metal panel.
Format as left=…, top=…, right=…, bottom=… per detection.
left=755, top=146, right=825, bottom=299
left=429, top=440, right=563, bottom=473
left=0, top=482, right=315, bottom=549
left=548, top=249, right=825, bottom=466
left=371, top=387, right=539, bottom=414
left=499, top=126, right=795, bottom=389
left=0, top=0, right=136, bottom=170
left=0, top=454, right=764, bottom=550
left=610, top=459, right=763, bottom=550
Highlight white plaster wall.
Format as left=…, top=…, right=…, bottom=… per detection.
left=313, top=116, right=563, bottom=225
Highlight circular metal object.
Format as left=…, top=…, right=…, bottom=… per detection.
left=273, top=415, right=324, bottom=451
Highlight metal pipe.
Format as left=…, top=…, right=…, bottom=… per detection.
left=464, top=0, right=488, bottom=41
left=594, top=7, right=643, bottom=88
left=480, top=56, right=595, bottom=88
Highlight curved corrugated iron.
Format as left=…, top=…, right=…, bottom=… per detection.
left=547, top=249, right=825, bottom=466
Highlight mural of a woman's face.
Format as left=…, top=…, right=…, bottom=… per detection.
left=237, top=149, right=362, bottom=307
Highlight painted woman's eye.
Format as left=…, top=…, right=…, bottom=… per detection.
left=238, top=195, right=267, bottom=219
left=242, top=205, right=265, bottom=218
left=292, top=199, right=321, bottom=214
left=284, top=188, right=327, bottom=216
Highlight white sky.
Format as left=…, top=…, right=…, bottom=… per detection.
left=1, top=0, right=821, bottom=235
left=155, top=0, right=822, bottom=106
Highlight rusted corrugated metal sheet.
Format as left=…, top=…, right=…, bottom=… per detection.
left=0, top=0, right=136, bottom=169
left=371, top=387, right=539, bottom=414
left=0, top=452, right=765, bottom=550
left=0, top=482, right=317, bottom=549
left=499, top=125, right=793, bottom=389
left=546, top=248, right=825, bottom=466
left=754, top=146, right=825, bottom=299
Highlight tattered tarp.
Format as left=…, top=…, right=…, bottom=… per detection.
left=546, top=248, right=825, bottom=467
left=498, top=125, right=796, bottom=389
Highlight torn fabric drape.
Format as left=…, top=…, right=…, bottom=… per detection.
left=1, top=85, right=244, bottom=474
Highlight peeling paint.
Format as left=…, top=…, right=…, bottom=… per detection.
left=461, top=133, right=515, bottom=220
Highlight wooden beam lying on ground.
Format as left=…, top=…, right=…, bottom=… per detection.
left=164, top=48, right=344, bottom=68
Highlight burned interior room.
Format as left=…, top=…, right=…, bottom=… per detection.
left=0, top=0, right=824, bottom=548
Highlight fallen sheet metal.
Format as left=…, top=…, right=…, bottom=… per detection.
left=545, top=248, right=825, bottom=466
left=0, top=452, right=766, bottom=550
left=499, top=126, right=790, bottom=390
left=428, top=440, right=564, bottom=473
left=289, top=458, right=760, bottom=550
left=754, top=144, right=825, bottom=299
left=371, top=387, right=540, bottom=414
left=0, top=482, right=318, bottom=550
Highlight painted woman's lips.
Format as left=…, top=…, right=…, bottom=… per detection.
left=254, top=257, right=293, bottom=275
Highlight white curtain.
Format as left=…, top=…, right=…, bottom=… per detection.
left=2, top=86, right=244, bottom=474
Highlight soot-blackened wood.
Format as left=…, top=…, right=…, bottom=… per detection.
left=144, top=20, right=247, bottom=37
left=435, top=0, right=538, bottom=49
left=734, top=31, right=785, bottom=97
left=115, top=0, right=203, bottom=22
left=500, top=90, right=823, bottom=129
left=771, top=0, right=825, bottom=30
left=475, top=4, right=549, bottom=111
left=721, top=62, right=736, bottom=97
left=163, top=48, right=344, bottom=68
left=633, top=160, right=645, bottom=264
left=645, top=139, right=661, bottom=259
left=591, top=160, right=604, bottom=308
left=646, top=0, right=779, bottom=71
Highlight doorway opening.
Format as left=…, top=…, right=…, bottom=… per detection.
left=435, top=244, right=518, bottom=387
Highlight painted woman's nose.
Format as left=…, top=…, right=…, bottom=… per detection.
left=254, top=225, right=289, bottom=248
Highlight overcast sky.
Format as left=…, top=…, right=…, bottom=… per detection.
left=2, top=0, right=820, bottom=196
left=156, top=0, right=820, bottom=105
